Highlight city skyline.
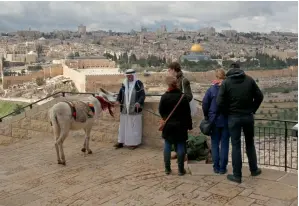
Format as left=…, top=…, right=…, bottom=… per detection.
left=0, top=1, right=297, bottom=33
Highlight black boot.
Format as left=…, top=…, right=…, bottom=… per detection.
left=177, top=154, right=186, bottom=176
left=251, top=168, right=262, bottom=176
left=164, top=151, right=172, bottom=175
left=114, top=143, right=123, bottom=149
left=165, top=167, right=172, bottom=175
left=227, top=174, right=241, bottom=183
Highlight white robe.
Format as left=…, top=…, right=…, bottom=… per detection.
left=117, top=73, right=143, bottom=146
left=118, top=113, right=142, bottom=146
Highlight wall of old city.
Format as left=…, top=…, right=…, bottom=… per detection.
left=62, top=64, right=86, bottom=92
left=65, top=59, right=116, bottom=69
left=0, top=96, right=203, bottom=148
left=2, top=64, right=63, bottom=89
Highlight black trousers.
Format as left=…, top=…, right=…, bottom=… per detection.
left=228, top=114, right=258, bottom=178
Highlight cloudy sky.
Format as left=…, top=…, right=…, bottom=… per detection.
left=0, top=1, right=297, bottom=33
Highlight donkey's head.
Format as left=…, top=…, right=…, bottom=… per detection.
left=95, top=88, right=118, bottom=117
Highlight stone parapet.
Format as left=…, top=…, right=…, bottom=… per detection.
left=0, top=96, right=203, bottom=148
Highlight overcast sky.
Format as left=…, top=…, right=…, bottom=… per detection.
left=0, top=1, right=297, bottom=33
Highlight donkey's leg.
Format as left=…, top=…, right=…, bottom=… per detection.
left=53, top=122, right=62, bottom=164
left=81, top=128, right=87, bottom=153
left=57, top=126, right=70, bottom=166
left=85, top=127, right=92, bottom=154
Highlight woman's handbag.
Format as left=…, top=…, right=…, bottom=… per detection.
left=159, top=94, right=185, bottom=131
left=199, top=114, right=219, bottom=135
left=199, top=118, right=214, bottom=136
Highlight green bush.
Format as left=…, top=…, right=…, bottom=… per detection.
left=13, top=104, right=24, bottom=115
left=36, top=77, right=45, bottom=86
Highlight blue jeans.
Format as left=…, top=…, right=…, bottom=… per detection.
left=228, top=114, right=258, bottom=178
left=211, top=126, right=230, bottom=173
left=164, top=140, right=186, bottom=172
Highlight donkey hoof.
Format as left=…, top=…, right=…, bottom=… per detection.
left=61, top=162, right=66, bottom=166
left=81, top=148, right=86, bottom=153
left=88, top=150, right=92, bottom=154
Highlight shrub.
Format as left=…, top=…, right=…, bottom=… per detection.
left=13, top=104, right=24, bottom=115
left=36, top=77, right=45, bottom=86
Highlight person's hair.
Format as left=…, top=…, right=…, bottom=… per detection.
left=230, top=63, right=240, bottom=68
left=165, top=75, right=177, bottom=88
left=168, top=62, right=181, bottom=72
left=215, top=69, right=226, bottom=80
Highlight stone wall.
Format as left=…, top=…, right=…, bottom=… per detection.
left=2, top=64, right=63, bottom=89
left=65, top=59, right=116, bottom=69
left=62, top=64, right=86, bottom=92
left=84, top=67, right=298, bottom=93
left=0, top=96, right=203, bottom=148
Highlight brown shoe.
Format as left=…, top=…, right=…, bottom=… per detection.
left=114, top=143, right=123, bottom=149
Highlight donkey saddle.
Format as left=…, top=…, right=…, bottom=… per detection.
left=64, top=101, right=95, bottom=123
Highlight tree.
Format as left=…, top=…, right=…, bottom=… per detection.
left=113, top=53, right=117, bottom=61
left=74, top=52, right=80, bottom=57
left=36, top=44, right=43, bottom=58
left=129, top=53, right=137, bottom=63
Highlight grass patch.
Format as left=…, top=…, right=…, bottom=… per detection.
left=0, top=101, right=28, bottom=117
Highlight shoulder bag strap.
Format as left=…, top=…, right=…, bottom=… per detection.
left=164, top=94, right=185, bottom=124
left=181, top=78, right=185, bottom=93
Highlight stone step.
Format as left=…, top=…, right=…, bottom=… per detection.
left=188, top=161, right=298, bottom=183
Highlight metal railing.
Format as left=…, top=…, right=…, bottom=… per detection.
left=238, top=119, right=298, bottom=172
left=0, top=91, right=201, bottom=122
left=0, top=92, right=297, bottom=172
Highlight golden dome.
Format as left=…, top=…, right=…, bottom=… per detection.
left=190, top=44, right=204, bottom=52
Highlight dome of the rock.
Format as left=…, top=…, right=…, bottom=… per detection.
left=190, top=44, right=204, bottom=52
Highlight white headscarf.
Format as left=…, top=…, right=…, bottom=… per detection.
left=123, top=69, right=137, bottom=113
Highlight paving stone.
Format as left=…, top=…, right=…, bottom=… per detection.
left=239, top=189, right=254, bottom=196
left=248, top=193, right=270, bottom=204
left=254, top=168, right=287, bottom=181
left=207, top=183, right=244, bottom=198
left=175, top=183, right=199, bottom=192
left=0, top=192, right=41, bottom=206
left=200, top=194, right=231, bottom=205
left=277, top=173, right=298, bottom=187
left=243, top=178, right=298, bottom=201
left=224, top=195, right=255, bottom=206
left=290, top=199, right=298, bottom=206
left=264, top=198, right=293, bottom=206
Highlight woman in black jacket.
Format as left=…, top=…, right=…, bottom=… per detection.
left=159, top=75, right=193, bottom=176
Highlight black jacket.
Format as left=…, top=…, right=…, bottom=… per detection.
left=117, top=80, right=146, bottom=113
left=216, top=68, right=264, bottom=116
left=159, top=88, right=193, bottom=144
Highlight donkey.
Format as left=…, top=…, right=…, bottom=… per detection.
left=48, top=89, right=117, bottom=165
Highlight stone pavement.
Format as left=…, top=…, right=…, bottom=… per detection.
left=0, top=135, right=297, bottom=206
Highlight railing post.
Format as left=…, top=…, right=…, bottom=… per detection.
left=284, top=121, right=288, bottom=172
left=62, top=92, right=65, bottom=97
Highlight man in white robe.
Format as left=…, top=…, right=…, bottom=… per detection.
left=114, top=69, right=146, bottom=150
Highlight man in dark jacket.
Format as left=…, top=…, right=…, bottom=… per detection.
left=216, top=63, right=264, bottom=183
